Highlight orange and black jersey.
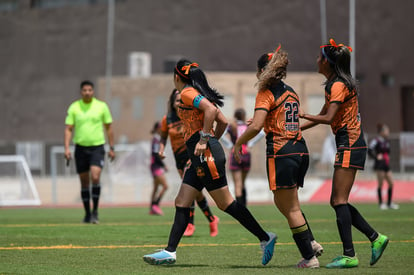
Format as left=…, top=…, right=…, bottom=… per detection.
left=325, top=79, right=366, bottom=150
left=176, top=87, right=207, bottom=143
left=254, top=81, right=305, bottom=156
left=160, top=112, right=187, bottom=156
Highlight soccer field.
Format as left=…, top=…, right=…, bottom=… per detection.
left=1, top=203, right=413, bottom=274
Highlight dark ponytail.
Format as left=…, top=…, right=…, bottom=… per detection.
left=321, top=39, right=358, bottom=94
left=175, top=59, right=224, bottom=107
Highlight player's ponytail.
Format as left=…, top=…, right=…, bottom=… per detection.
left=256, top=45, right=288, bottom=90
left=175, top=59, right=224, bottom=107
left=321, top=39, right=358, bottom=94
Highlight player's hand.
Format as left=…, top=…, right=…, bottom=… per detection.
left=194, top=139, right=208, bottom=156
left=158, top=151, right=166, bottom=159
left=377, top=153, right=383, bottom=160
left=246, top=118, right=253, bottom=126
left=233, top=144, right=242, bottom=163
left=108, top=150, right=115, bottom=162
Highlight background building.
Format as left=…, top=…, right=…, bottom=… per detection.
left=1, top=0, right=413, bottom=174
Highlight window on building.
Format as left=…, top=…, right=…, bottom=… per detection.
left=0, top=0, right=18, bottom=12
left=132, top=96, right=143, bottom=119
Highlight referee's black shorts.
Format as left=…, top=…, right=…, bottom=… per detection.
left=74, top=144, right=105, bottom=174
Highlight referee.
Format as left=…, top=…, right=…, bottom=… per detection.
left=64, top=80, right=115, bottom=224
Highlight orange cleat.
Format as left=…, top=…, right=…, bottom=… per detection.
left=183, top=223, right=195, bottom=236
left=209, top=216, right=219, bottom=237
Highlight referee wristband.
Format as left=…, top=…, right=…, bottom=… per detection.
left=110, top=146, right=115, bottom=151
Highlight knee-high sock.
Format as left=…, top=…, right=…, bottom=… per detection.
left=377, top=188, right=382, bottom=205
left=333, top=204, right=355, bottom=257
left=348, top=203, right=378, bottom=242
left=166, top=207, right=190, bottom=252
left=188, top=201, right=195, bottom=224
left=224, top=200, right=268, bottom=241
left=196, top=197, right=214, bottom=222
left=292, top=224, right=314, bottom=260
left=242, top=187, right=247, bottom=206
left=387, top=187, right=393, bottom=206
left=81, top=187, right=91, bottom=215
left=91, top=184, right=101, bottom=212
left=301, top=211, right=315, bottom=242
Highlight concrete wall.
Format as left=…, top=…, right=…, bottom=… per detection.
left=1, top=0, right=413, bottom=143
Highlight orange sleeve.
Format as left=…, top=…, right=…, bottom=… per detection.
left=254, top=90, right=274, bottom=112
left=180, top=87, right=200, bottom=106
left=160, top=115, right=168, bottom=133
left=330, top=82, right=347, bottom=104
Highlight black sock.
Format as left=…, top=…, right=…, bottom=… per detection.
left=224, top=200, right=268, bottom=241
left=377, top=188, right=382, bottom=205
left=91, top=184, right=101, bottom=212
left=155, top=196, right=161, bottom=205
left=242, top=187, right=247, bottom=206
left=333, top=204, right=355, bottom=257
left=348, top=203, right=378, bottom=242
left=388, top=187, right=393, bottom=206
left=196, top=198, right=214, bottom=222
left=292, top=224, right=314, bottom=260
left=166, top=207, right=190, bottom=252
left=301, top=211, right=315, bottom=242
left=81, top=187, right=91, bottom=215
left=236, top=196, right=244, bottom=205
left=189, top=201, right=195, bottom=224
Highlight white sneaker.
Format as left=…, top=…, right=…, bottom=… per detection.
left=311, top=240, right=324, bottom=257
left=389, top=203, right=399, bottom=210
left=380, top=203, right=388, bottom=210
left=297, top=256, right=320, bottom=268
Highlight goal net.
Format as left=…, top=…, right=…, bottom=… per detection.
left=0, top=155, right=41, bottom=206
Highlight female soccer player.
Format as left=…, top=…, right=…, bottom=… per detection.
left=143, top=59, right=276, bottom=266
left=159, top=89, right=219, bottom=236
left=300, top=38, right=389, bottom=268
left=148, top=121, right=168, bottom=215
left=368, top=123, right=398, bottom=210
left=234, top=46, right=322, bottom=268
left=222, top=108, right=264, bottom=206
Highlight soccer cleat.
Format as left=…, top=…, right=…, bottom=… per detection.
left=380, top=203, right=388, bottom=210
left=91, top=211, right=99, bottom=224
left=149, top=205, right=163, bottom=216
left=260, top=232, right=277, bottom=265
left=370, top=234, right=389, bottom=266
left=388, top=203, right=399, bottom=210
left=82, top=214, right=91, bottom=224
left=297, top=256, right=320, bottom=268
left=311, top=240, right=324, bottom=257
left=209, top=216, right=219, bottom=237
left=183, top=223, right=195, bottom=237
left=326, top=255, right=359, bottom=268
left=143, top=249, right=176, bottom=265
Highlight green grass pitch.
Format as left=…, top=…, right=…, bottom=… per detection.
left=1, top=203, right=413, bottom=274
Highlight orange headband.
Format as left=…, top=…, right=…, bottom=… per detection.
left=267, top=44, right=282, bottom=60
left=320, top=38, right=352, bottom=52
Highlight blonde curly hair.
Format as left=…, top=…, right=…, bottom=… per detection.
left=256, top=49, right=289, bottom=91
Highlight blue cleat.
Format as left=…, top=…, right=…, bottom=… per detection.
left=143, top=249, right=176, bottom=265
left=260, top=232, right=277, bottom=265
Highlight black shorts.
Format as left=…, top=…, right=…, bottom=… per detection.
left=266, top=139, right=309, bottom=190
left=74, top=144, right=105, bottom=174
left=374, top=160, right=390, bottom=172
left=182, top=135, right=227, bottom=192
left=174, top=150, right=190, bottom=171
left=334, top=148, right=366, bottom=170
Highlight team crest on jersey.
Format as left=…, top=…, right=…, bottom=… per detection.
left=196, top=166, right=205, bottom=177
